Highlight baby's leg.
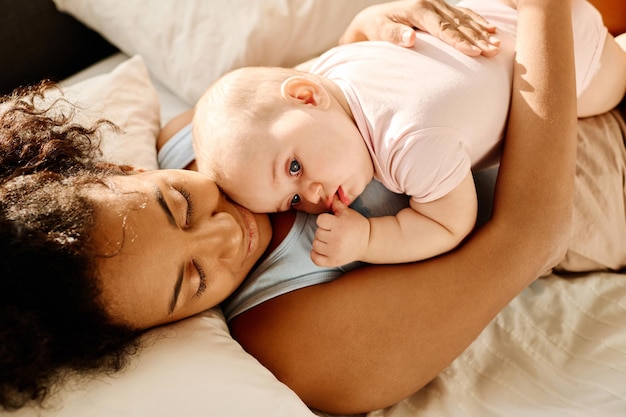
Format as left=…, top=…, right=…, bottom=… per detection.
left=577, top=33, right=626, bottom=117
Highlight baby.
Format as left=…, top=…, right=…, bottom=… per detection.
left=193, top=0, right=626, bottom=267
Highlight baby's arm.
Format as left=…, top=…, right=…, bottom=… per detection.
left=312, top=172, right=478, bottom=266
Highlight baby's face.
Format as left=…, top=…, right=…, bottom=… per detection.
left=219, top=108, right=374, bottom=214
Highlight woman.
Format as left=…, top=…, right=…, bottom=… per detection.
left=0, top=0, right=617, bottom=414
left=0, top=1, right=499, bottom=410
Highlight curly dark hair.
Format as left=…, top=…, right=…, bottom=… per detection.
left=0, top=82, right=144, bottom=411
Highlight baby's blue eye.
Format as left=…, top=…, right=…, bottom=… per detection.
left=290, top=194, right=301, bottom=207
left=289, top=159, right=301, bottom=176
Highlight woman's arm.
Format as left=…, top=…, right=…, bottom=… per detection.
left=229, top=0, right=577, bottom=414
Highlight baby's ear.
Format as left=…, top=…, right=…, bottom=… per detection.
left=280, top=75, right=330, bottom=109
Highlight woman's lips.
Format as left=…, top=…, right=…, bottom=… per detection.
left=235, top=205, right=258, bottom=255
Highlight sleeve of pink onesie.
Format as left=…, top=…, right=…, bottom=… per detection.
left=380, top=127, right=472, bottom=204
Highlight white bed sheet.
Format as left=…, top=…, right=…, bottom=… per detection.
left=40, top=2, right=626, bottom=414
left=359, top=273, right=626, bottom=417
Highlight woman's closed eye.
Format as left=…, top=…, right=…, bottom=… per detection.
left=175, top=186, right=194, bottom=227
left=192, top=258, right=207, bottom=298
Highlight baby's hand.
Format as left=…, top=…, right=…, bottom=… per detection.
left=311, top=199, right=371, bottom=267
left=340, top=0, right=500, bottom=57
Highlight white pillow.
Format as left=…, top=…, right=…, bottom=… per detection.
left=59, top=55, right=161, bottom=170
left=52, top=0, right=389, bottom=105
left=10, top=55, right=318, bottom=417
left=12, top=309, right=316, bottom=417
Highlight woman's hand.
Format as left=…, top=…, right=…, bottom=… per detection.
left=340, top=0, right=500, bottom=57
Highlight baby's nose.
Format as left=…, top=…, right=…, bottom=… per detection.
left=302, top=182, right=322, bottom=203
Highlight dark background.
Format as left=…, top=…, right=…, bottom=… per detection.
left=0, top=0, right=118, bottom=95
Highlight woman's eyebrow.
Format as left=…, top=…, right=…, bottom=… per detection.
left=155, top=186, right=176, bottom=226
left=169, top=265, right=184, bottom=314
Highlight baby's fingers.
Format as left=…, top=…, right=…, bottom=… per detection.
left=315, top=212, right=336, bottom=231
left=311, top=237, right=334, bottom=267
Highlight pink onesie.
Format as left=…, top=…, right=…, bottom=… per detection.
left=309, top=0, right=606, bottom=203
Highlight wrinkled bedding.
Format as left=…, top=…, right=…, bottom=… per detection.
left=9, top=0, right=625, bottom=414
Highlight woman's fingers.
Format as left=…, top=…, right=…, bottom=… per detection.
left=340, top=0, right=500, bottom=57
left=412, top=2, right=500, bottom=57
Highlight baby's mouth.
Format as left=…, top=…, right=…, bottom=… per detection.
left=325, top=186, right=351, bottom=209
left=336, top=186, right=351, bottom=205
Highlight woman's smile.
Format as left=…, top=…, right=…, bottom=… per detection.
left=235, top=204, right=259, bottom=254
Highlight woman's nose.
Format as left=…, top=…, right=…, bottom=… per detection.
left=191, top=212, right=242, bottom=260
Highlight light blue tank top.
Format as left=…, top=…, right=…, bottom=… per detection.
left=157, top=122, right=195, bottom=170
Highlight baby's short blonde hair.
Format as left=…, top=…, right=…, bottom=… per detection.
left=192, top=66, right=301, bottom=182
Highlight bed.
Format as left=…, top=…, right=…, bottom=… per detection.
left=6, top=1, right=626, bottom=416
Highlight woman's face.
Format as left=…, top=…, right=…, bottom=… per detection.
left=92, top=169, right=272, bottom=329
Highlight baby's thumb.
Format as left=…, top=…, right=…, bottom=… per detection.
left=331, top=197, right=349, bottom=214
